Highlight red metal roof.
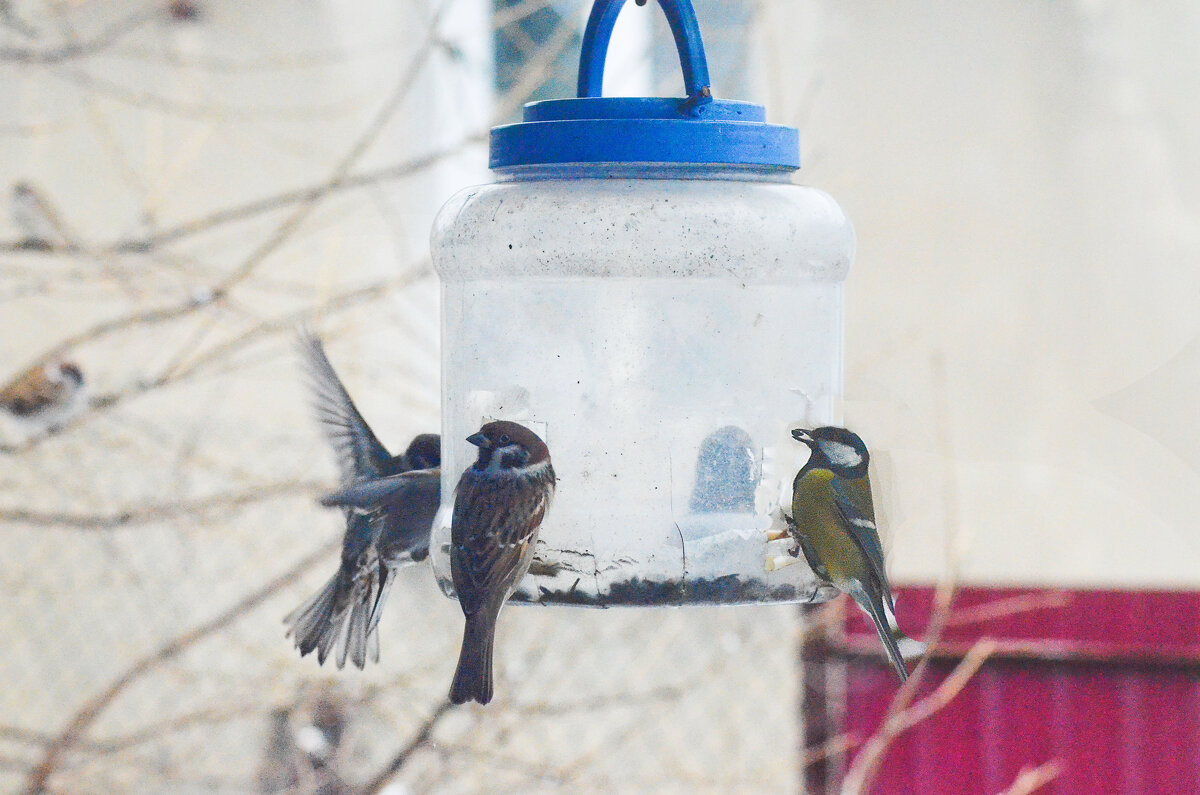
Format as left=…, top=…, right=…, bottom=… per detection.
left=823, top=586, right=1200, bottom=794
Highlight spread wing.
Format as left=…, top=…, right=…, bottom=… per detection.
left=298, top=330, right=391, bottom=482
left=320, top=468, right=440, bottom=510
left=451, top=474, right=549, bottom=616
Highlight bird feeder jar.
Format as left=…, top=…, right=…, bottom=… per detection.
left=429, top=0, right=853, bottom=607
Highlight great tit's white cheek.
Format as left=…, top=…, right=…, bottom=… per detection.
left=820, top=440, right=862, bottom=469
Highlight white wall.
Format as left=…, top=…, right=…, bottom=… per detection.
left=760, top=0, right=1200, bottom=589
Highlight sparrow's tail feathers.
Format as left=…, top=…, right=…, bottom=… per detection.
left=366, top=566, right=397, bottom=636
left=285, top=569, right=377, bottom=670
left=341, top=596, right=374, bottom=670
left=850, top=583, right=910, bottom=683
left=449, top=609, right=497, bottom=705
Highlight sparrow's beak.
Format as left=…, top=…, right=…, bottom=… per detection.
left=791, top=428, right=813, bottom=444
left=466, top=432, right=488, bottom=448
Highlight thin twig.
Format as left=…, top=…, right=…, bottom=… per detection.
left=995, top=760, right=1064, bottom=795
left=356, top=700, right=456, bottom=795
left=0, top=480, right=324, bottom=530
left=0, top=6, right=156, bottom=64
left=21, top=539, right=338, bottom=795
left=944, top=590, right=1072, bottom=627
left=5, top=4, right=449, bottom=388
left=215, top=2, right=453, bottom=295
left=841, top=640, right=997, bottom=794
left=0, top=269, right=422, bottom=456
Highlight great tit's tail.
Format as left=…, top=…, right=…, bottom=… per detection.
left=284, top=566, right=381, bottom=670
left=848, top=583, right=911, bottom=682
left=449, top=607, right=498, bottom=705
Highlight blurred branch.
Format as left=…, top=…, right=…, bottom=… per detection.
left=357, top=699, right=456, bottom=795
left=117, top=144, right=480, bottom=252
left=53, top=66, right=374, bottom=122
left=0, top=266, right=424, bottom=456
left=160, top=266, right=431, bottom=383
left=944, top=590, right=1072, bottom=627
left=510, top=684, right=686, bottom=717
left=840, top=639, right=997, bottom=794
left=0, top=6, right=156, bottom=64
left=493, top=0, right=558, bottom=29
left=492, top=8, right=579, bottom=122
left=0, top=479, right=324, bottom=530
left=214, top=0, right=453, bottom=295
left=21, top=539, right=338, bottom=795
left=0, top=142, right=479, bottom=256
left=800, top=732, right=856, bottom=768
left=830, top=634, right=1200, bottom=673
left=4, top=1, right=451, bottom=390
left=996, top=760, right=1064, bottom=795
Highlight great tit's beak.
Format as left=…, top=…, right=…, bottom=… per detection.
left=791, top=428, right=813, bottom=444
left=466, top=432, right=488, bottom=448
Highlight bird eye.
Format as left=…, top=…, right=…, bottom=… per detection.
left=499, top=434, right=511, bottom=444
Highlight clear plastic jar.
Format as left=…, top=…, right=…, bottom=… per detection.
left=428, top=0, right=854, bottom=607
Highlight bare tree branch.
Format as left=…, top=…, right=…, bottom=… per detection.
left=840, top=639, right=997, bottom=794
left=21, top=539, right=338, bottom=795
left=0, top=266, right=424, bottom=456
left=2, top=3, right=451, bottom=395
left=356, top=700, right=456, bottom=795
left=214, top=1, right=454, bottom=295
left=995, top=760, right=1064, bottom=795
left=0, top=6, right=157, bottom=64
left=0, top=480, right=325, bottom=530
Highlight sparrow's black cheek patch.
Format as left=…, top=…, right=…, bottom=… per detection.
left=500, top=446, right=529, bottom=470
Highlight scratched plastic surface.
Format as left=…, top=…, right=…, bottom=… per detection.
left=430, top=165, right=854, bottom=606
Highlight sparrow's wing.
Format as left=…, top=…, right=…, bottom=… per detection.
left=830, top=475, right=889, bottom=593
left=451, top=476, right=549, bottom=616
left=320, top=468, right=440, bottom=510
left=298, top=330, right=391, bottom=481
left=0, top=366, right=64, bottom=416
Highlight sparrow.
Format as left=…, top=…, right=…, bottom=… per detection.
left=167, top=0, right=202, bottom=21
left=284, top=331, right=440, bottom=669
left=11, top=181, right=67, bottom=251
left=449, top=421, right=555, bottom=705
left=0, top=361, right=86, bottom=434
left=788, top=426, right=922, bottom=682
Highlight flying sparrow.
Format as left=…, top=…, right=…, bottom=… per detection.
left=448, top=420, right=555, bottom=705
left=284, top=331, right=440, bottom=669
left=0, top=361, right=86, bottom=435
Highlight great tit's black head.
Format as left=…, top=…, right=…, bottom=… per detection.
left=403, top=433, right=441, bottom=470
left=467, top=420, right=550, bottom=472
left=792, top=426, right=870, bottom=478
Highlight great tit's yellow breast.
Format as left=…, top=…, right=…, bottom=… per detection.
left=792, top=468, right=868, bottom=584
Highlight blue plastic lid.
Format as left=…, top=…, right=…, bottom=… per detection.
left=490, top=0, right=800, bottom=171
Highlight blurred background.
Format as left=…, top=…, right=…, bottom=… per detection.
left=1, top=1, right=1197, bottom=793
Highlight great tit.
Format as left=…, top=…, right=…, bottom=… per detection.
left=789, top=426, right=921, bottom=681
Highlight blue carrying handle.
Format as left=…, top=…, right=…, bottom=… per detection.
left=577, top=0, right=713, bottom=113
